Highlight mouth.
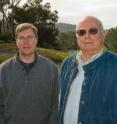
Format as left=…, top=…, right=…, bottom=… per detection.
left=23, top=46, right=30, bottom=48
left=84, top=42, right=93, bottom=45
left=23, top=47, right=30, bottom=49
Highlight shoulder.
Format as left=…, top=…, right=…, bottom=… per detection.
left=0, top=57, right=14, bottom=69
left=37, top=54, right=58, bottom=70
left=105, top=50, right=117, bottom=62
left=61, top=51, right=77, bottom=68
left=60, top=51, right=77, bottom=74
left=0, top=57, right=15, bottom=77
left=37, top=54, right=59, bottom=80
left=99, top=50, right=117, bottom=72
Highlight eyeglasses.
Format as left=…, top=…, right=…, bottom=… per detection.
left=17, top=35, right=36, bottom=41
left=76, top=28, right=99, bottom=36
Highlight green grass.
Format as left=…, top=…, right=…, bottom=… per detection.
left=0, top=55, right=10, bottom=63
left=37, top=47, right=69, bottom=62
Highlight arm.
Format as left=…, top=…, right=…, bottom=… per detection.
left=0, top=67, right=6, bottom=124
left=48, top=66, right=60, bottom=124
left=0, top=88, right=6, bottom=124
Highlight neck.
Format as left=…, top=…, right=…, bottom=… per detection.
left=19, top=53, right=36, bottom=63
left=81, top=53, right=92, bottom=62
left=81, top=47, right=103, bottom=62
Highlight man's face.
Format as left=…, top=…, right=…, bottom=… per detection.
left=16, top=28, right=37, bottom=56
left=76, top=18, right=105, bottom=55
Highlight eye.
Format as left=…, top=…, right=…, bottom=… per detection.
left=17, top=37, right=25, bottom=41
left=27, top=36, right=35, bottom=40
left=76, top=29, right=86, bottom=36
left=89, top=28, right=98, bottom=34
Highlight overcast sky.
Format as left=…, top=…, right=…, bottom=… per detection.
left=21, top=0, right=117, bottom=29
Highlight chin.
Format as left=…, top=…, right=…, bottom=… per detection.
left=82, top=47, right=94, bottom=51
left=21, top=52, right=34, bottom=56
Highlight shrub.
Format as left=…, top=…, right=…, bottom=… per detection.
left=36, top=48, right=69, bottom=63
left=0, top=55, right=9, bottom=63
left=0, top=32, right=13, bottom=42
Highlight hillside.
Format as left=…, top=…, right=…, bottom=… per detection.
left=56, top=23, right=76, bottom=32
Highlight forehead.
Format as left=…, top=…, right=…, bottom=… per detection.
left=17, top=28, right=34, bottom=35
left=77, top=18, right=101, bottom=29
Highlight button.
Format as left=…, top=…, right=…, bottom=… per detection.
left=81, top=100, right=85, bottom=104
left=78, top=121, right=82, bottom=124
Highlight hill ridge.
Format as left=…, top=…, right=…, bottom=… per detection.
left=56, top=23, right=76, bottom=32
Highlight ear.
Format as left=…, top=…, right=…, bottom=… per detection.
left=35, top=36, right=38, bottom=45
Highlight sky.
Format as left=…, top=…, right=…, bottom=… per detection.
left=21, top=0, right=117, bottom=29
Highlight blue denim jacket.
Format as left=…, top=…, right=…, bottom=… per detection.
left=59, top=50, right=117, bottom=124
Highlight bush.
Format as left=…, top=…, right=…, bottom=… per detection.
left=36, top=48, right=69, bottom=63
left=0, top=55, right=9, bottom=63
left=0, top=32, right=13, bottom=42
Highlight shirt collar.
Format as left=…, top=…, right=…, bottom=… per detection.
left=76, top=48, right=104, bottom=66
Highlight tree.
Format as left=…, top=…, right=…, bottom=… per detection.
left=56, top=31, right=77, bottom=50
left=7, top=0, right=23, bottom=37
left=105, top=27, right=117, bottom=53
left=0, top=0, right=10, bottom=32
left=8, top=0, right=59, bottom=49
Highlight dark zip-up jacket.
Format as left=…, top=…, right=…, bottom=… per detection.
left=60, top=50, right=117, bottom=124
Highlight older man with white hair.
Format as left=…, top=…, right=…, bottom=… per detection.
left=59, top=16, right=117, bottom=124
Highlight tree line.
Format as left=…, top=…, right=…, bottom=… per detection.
left=0, top=0, right=59, bottom=49
left=56, top=27, right=117, bottom=52
left=0, top=0, right=117, bottom=51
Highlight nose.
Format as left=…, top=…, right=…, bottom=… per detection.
left=85, top=31, right=90, bottom=38
left=23, top=38, right=30, bottom=45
